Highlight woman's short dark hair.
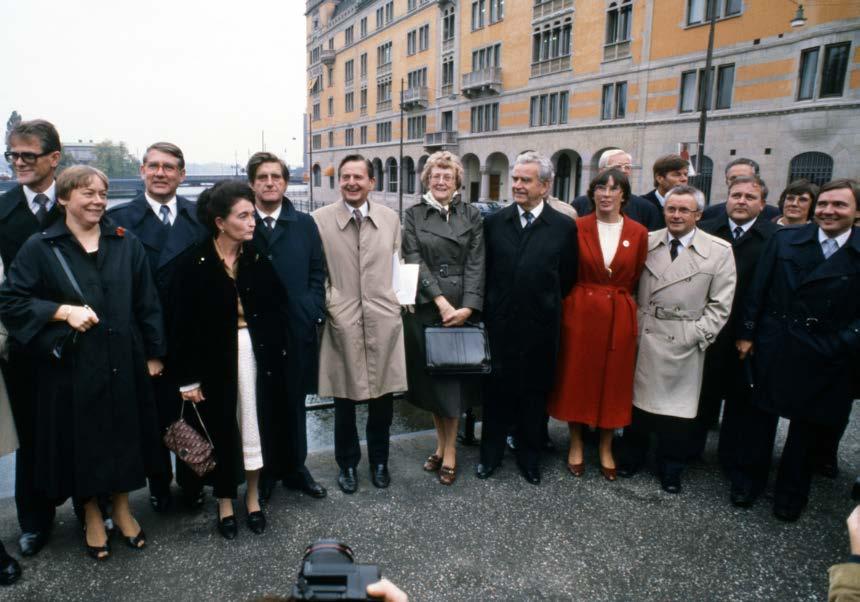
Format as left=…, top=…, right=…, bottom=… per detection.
left=587, top=168, right=631, bottom=213
left=196, top=180, right=255, bottom=235
left=777, top=179, right=819, bottom=219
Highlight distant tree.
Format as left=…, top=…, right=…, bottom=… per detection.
left=93, top=140, right=140, bottom=178
left=5, top=111, right=22, bottom=151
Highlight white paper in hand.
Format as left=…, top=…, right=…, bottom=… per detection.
left=396, top=264, right=420, bottom=305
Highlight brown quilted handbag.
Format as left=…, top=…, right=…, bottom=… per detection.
left=163, top=400, right=217, bottom=477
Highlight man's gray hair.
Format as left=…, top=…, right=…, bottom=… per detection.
left=598, top=149, right=630, bottom=170
left=514, top=151, right=554, bottom=183
left=664, top=185, right=705, bottom=211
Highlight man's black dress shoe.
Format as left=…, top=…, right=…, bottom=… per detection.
left=730, top=486, right=756, bottom=508
left=773, top=504, right=803, bottom=522
left=0, top=547, right=21, bottom=586
left=370, top=464, right=391, bottom=489
left=284, top=473, right=328, bottom=499
left=475, top=463, right=499, bottom=479
left=337, top=467, right=358, bottom=494
left=518, top=465, right=541, bottom=485
left=181, top=488, right=205, bottom=510
left=246, top=511, right=266, bottom=535
left=660, top=473, right=682, bottom=494
left=217, top=515, right=238, bottom=540
left=19, top=531, right=49, bottom=557
left=615, top=464, right=640, bottom=478
left=149, top=494, right=172, bottom=513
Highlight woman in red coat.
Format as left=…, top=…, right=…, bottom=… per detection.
left=548, top=169, right=648, bottom=480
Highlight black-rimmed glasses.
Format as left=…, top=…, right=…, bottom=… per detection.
left=4, top=150, right=53, bottom=164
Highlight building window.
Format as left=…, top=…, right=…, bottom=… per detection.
left=679, top=64, right=734, bottom=112
left=377, top=80, right=392, bottom=103
left=601, top=82, right=627, bottom=119
left=328, top=38, right=334, bottom=50
left=442, top=58, right=455, bottom=94
left=345, top=91, right=354, bottom=113
left=327, top=66, right=334, bottom=87
left=443, top=8, right=455, bottom=41
left=376, top=7, right=384, bottom=29
left=360, top=53, right=368, bottom=77
left=407, top=67, right=427, bottom=89
left=312, top=103, right=320, bottom=121
left=344, top=25, right=354, bottom=45
left=605, top=1, right=632, bottom=44
left=310, top=46, right=320, bottom=64
left=472, top=43, right=501, bottom=70
left=407, top=115, right=427, bottom=140
left=329, top=173, right=335, bottom=189
left=377, top=121, right=392, bottom=143
left=328, top=131, right=334, bottom=147
left=360, top=125, right=368, bottom=145
left=419, top=24, right=430, bottom=51
left=687, top=0, right=742, bottom=26
left=470, top=102, right=499, bottom=132
left=312, top=164, right=321, bottom=187
left=312, top=134, right=321, bottom=150
left=798, top=42, right=850, bottom=100
left=788, top=152, right=834, bottom=186
left=345, top=59, right=354, bottom=84
left=407, top=30, right=417, bottom=55
left=532, top=20, right=572, bottom=63
left=327, top=97, right=334, bottom=116
left=408, top=0, right=417, bottom=10
left=529, top=91, right=569, bottom=126
left=489, top=0, right=504, bottom=24
left=471, top=0, right=486, bottom=31
left=377, top=42, right=393, bottom=68
left=310, top=74, right=323, bottom=96
left=360, top=17, right=367, bottom=38
left=360, top=87, right=368, bottom=110
left=345, top=128, right=355, bottom=146
left=387, top=159, right=398, bottom=193
left=385, top=1, right=394, bottom=23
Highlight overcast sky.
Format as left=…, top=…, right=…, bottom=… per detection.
left=1, top=0, right=307, bottom=168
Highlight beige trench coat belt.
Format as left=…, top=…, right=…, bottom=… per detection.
left=642, top=306, right=704, bottom=321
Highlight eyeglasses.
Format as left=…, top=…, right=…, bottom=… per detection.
left=143, top=162, right=180, bottom=174
left=430, top=173, right=455, bottom=183
left=595, top=184, right=622, bottom=193
left=4, top=150, right=53, bottom=164
left=665, top=206, right=699, bottom=216
left=784, top=194, right=811, bottom=205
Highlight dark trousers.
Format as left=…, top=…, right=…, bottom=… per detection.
left=281, top=388, right=310, bottom=481
left=333, top=395, right=394, bottom=470
left=617, top=407, right=697, bottom=478
left=3, top=356, right=55, bottom=534
left=148, top=373, right=202, bottom=496
left=481, top=369, right=547, bottom=471
left=718, top=380, right=759, bottom=483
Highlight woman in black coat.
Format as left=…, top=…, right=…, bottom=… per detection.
left=0, top=166, right=166, bottom=560
left=170, top=180, right=289, bottom=540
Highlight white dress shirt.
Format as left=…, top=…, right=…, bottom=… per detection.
left=257, top=204, right=282, bottom=226
left=344, top=200, right=369, bottom=218
left=145, top=193, right=177, bottom=226
left=24, top=181, right=56, bottom=215
left=728, top=216, right=757, bottom=238
left=818, top=227, right=852, bottom=251
left=517, top=200, right=544, bottom=228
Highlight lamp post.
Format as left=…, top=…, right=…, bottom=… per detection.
left=398, top=77, right=404, bottom=219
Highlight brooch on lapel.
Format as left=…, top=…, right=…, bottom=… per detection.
left=622, top=240, right=630, bottom=248
left=115, top=226, right=126, bottom=237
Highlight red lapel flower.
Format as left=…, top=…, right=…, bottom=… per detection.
left=116, top=226, right=126, bottom=237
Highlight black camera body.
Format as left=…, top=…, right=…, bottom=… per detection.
left=292, top=540, right=381, bottom=601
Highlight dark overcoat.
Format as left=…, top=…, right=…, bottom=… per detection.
left=169, top=239, right=291, bottom=498
left=572, top=193, right=664, bottom=231
left=740, top=224, right=860, bottom=426
left=401, top=197, right=485, bottom=416
left=640, top=190, right=666, bottom=228
left=483, top=203, right=578, bottom=393
left=0, top=218, right=166, bottom=500
left=699, top=215, right=780, bottom=398
left=252, top=198, right=325, bottom=397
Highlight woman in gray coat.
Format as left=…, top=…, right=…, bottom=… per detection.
left=401, top=151, right=485, bottom=485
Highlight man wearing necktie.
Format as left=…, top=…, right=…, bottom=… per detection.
left=476, top=151, right=578, bottom=485
left=618, top=185, right=736, bottom=494
left=108, top=142, right=207, bottom=512
left=696, top=177, right=779, bottom=485
left=0, top=119, right=63, bottom=557
left=735, top=179, right=860, bottom=522
left=247, top=152, right=327, bottom=501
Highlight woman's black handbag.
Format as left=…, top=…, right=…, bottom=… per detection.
left=424, top=322, right=491, bottom=375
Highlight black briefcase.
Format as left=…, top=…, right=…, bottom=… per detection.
left=424, top=322, right=491, bottom=375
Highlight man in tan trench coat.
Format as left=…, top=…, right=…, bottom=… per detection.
left=617, top=185, right=736, bottom=494
left=312, top=154, right=407, bottom=494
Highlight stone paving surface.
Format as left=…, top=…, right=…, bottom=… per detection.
left=0, top=405, right=857, bottom=601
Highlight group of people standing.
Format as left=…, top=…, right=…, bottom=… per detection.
left=0, top=119, right=856, bottom=585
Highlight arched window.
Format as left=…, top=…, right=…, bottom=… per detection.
left=386, top=158, right=398, bottom=193
left=312, top=164, right=321, bottom=188
left=372, top=158, right=384, bottom=191
left=403, top=157, right=416, bottom=194
left=690, top=155, right=713, bottom=204
left=788, top=152, right=833, bottom=187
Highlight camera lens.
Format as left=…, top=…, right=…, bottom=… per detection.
left=303, top=539, right=355, bottom=567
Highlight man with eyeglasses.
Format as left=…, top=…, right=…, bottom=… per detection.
left=108, top=142, right=207, bottom=513
left=617, top=185, right=736, bottom=495
left=0, top=119, right=63, bottom=558
left=572, top=149, right=663, bottom=231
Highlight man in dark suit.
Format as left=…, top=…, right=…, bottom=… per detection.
left=696, top=176, right=779, bottom=476
left=477, top=151, right=578, bottom=485
left=248, top=152, right=327, bottom=500
left=701, top=158, right=780, bottom=221
left=736, top=179, right=860, bottom=521
left=640, top=154, right=690, bottom=227
left=572, top=149, right=663, bottom=231
left=0, top=119, right=62, bottom=556
left=108, top=142, right=207, bottom=512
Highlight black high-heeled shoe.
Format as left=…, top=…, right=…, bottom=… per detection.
left=245, top=495, right=266, bottom=535
left=217, top=504, right=238, bottom=540
left=84, top=526, right=110, bottom=561
left=119, top=528, right=147, bottom=550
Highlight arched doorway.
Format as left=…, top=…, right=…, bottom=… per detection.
left=402, top=157, right=416, bottom=195
left=417, top=155, right=430, bottom=194
left=690, top=154, right=713, bottom=205
left=372, top=158, right=384, bottom=191
left=788, top=152, right=833, bottom=187
left=312, top=164, right=321, bottom=188
left=485, top=152, right=510, bottom=202
left=551, top=149, right=583, bottom=202
left=461, top=153, right=481, bottom=203
left=385, top=157, right=398, bottom=193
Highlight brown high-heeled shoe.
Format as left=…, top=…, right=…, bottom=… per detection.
left=567, top=463, right=585, bottom=477
left=600, top=465, right=617, bottom=481
left=423, top=454, right=443, bottom=472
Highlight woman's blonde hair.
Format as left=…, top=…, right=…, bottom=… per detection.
left=420, top=151, right=464, bottom=191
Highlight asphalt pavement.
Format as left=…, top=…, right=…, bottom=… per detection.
left=0, top=405, right=857, bottom=601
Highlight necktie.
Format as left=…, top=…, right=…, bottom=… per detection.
left=33, top=193, right=49, bottom=226
left=670, top=239, right=682, bottom=261
left=733, top=226, right=744, bottom=240
left=822, top=238, right=838, bottom=259
left=264, top=216, right=275, bottom=230
left=159, top=204, right=171, bottom=226
left=353, top=209, right=363, bottom=227
left=523, top=211, right=534, bottom=228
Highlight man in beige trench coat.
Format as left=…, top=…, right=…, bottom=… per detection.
left=312, top=154, right=407, bottom=494
left=617, top=185, right=736, bottom=494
